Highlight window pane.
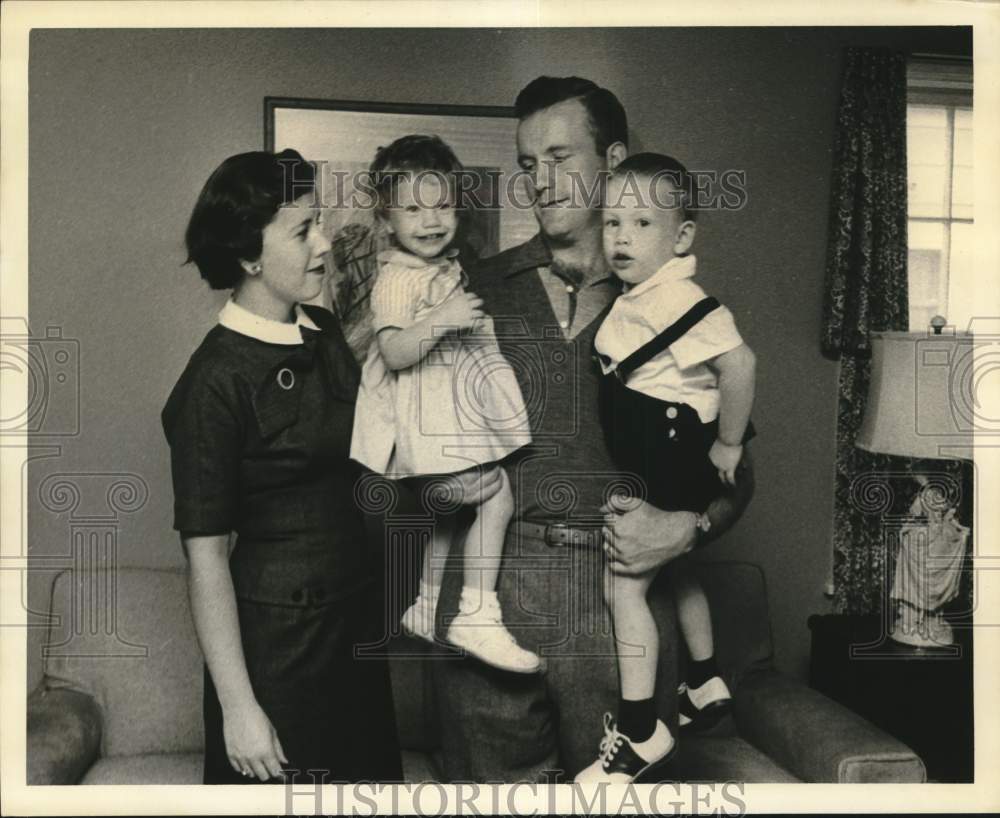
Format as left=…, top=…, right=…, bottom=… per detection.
left=908, top=221, right=946, bottom=330
left=908, top=105, right=948, bottom=129
left=951, top=168, right=974, bottom=221
left=947, top=221, right=975, bottom=332
left=907, top=105, right=949, bottom=218
left=953, top=107, right=972, bottom=132
left=908, top=164, right=949, bottom=217
left=952, top=108, right=973, bottom=220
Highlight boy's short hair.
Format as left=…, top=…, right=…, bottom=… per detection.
left=611, top=152, right=697, bottom=222
left=185, top=149, right=317, bottom=290
left=514, top=76, right=628, bottom=156
left=368, top=134, right=464, bottom=210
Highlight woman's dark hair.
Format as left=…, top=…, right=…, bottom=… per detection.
left=184, top=149, right=317, bottom=289
left=368, top=134, right=463, bottom=211
left=611, top=152, right=697, bottom=222
left=514, top=76, right=629, bottom=156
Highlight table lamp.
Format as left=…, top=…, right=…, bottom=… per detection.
left=855, top=318, right=972, bottom=648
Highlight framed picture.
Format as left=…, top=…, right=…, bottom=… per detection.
left=266, top=97, right=538, bottom=353
left=265, top=97, right=538, bottom=256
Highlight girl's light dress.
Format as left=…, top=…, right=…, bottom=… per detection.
left=350, top=249, right=531, bottom=478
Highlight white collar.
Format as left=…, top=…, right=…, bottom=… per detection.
left=621, top=254, right=698, bottom=300
left=218, top=299, right=320, bottom=345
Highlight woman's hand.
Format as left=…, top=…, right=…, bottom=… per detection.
left=183, top=535, right=288, bottom=783
left=223, top=700, right=289, bottom=782
left=432, top=290, right=485, bottom=330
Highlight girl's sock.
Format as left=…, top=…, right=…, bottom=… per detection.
left=618, top=697, right=656, bottom=742
left=687, top=655, right=720, bottom=689
left=459, top=585, right=499, bottom=614
left=419, top=579, right=441, bottom=603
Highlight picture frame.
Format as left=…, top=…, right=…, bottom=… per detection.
left=264, top=96, right=538, bottom=256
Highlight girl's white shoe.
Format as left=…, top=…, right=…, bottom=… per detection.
left=446, top=600, right=541, bottom=674
left=401, top=593, right=438, bottom=643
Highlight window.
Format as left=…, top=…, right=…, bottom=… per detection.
left=906, top=58, right=973, bottom=332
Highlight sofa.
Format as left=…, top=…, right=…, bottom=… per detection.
left=26, top=562, right=926, bottom=784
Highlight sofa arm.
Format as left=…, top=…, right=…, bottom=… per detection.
left=733, top=669, right=926, bottom=783
left=27, top=686, right=102, bottom=784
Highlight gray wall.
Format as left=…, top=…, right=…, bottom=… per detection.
left=27, top=27, right=972, bottom=693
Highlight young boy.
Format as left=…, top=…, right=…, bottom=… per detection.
left=576, top=153, right=756, bottom=783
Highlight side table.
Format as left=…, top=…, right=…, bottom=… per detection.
left=807, top=614, right=973, bottom=782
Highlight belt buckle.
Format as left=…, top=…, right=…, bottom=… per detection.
left=544, top=522, right=570, bottom=547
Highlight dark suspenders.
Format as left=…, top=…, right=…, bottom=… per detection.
left=607, top=296, right=721, bottom=382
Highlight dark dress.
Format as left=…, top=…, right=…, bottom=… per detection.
left=161, top=304, right=402, bottom=784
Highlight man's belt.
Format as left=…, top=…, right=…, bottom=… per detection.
left=512, top=520, right=604, bottom=549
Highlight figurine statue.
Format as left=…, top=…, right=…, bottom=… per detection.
left=890, top=482, right=970, bottom=647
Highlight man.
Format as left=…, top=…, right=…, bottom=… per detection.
left=430, top=76, right=754, bottom=782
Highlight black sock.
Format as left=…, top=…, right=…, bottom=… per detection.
left=618, top=697, right=656, bottom=742
left=688, top=655, right=719, bottom=689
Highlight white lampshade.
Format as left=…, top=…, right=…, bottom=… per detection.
left=855, top=330, right=974, bottom=460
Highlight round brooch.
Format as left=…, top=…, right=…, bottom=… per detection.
left=276, top=368, right=295, bottom=390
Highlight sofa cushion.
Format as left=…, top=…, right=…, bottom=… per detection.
left=689, top=561, right=774, bottom=683
left=734, top=668, right=926, bottom=783
left=673, top=735, right=800, bottom=783
left=79, top=750, right=441, bottom=784
left=82, top=752, right=202, bottom=784
left=43, top=568, right=204, bottom=758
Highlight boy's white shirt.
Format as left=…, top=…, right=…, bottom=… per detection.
left=594, top=254, right=744, bottom=423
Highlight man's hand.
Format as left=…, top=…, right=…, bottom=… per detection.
left=600, top=496, right=699, bottom=576
left=602, top=447, right=756, bottom=576
left=428, top=464, right=505, bottom=507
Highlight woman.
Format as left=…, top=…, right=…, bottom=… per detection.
left=162, top=149, right=402, bottom=784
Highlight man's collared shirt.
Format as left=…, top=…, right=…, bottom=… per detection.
left=537, top=263, right=618, bottom=340
left=467, top=234, right=623, bottom=523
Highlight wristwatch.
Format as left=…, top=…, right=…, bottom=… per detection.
left=693, top=512, right=712, bottom=549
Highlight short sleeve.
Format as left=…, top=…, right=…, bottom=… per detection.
left=669, top=304, right=745, bottom=371
left=370, top=264, right=420, bottom=331
left=161, top=363, right=243, bottom=536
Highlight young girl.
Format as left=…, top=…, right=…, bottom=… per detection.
left=350, top=135, right=540, bottom=674
left=577, top=153, right=756, bottom=783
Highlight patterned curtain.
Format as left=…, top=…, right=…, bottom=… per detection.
left=822, top=48, right=910, bottom=613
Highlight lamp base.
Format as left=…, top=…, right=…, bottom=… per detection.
left=890, top=603, right=955, bottom=648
